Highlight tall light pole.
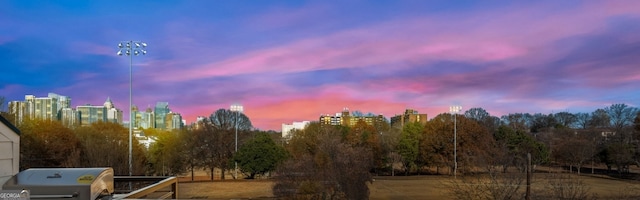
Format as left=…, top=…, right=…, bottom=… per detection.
left=230, top=104, right=243, bottom=179
left=118, top=41, right=147, bottom=176
left=450, top=105, right=462, bottom=178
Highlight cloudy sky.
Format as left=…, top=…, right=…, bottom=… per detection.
left=1, top=1, right=639, bottom=131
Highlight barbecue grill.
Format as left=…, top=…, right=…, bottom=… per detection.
left=2, top=168, right=114, bottom=200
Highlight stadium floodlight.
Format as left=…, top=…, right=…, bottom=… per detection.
left=449, top=105, right=462, bottom=179
left=117, top=41, right=147, bottom=176
left=230, top=104, right=244, bottom=179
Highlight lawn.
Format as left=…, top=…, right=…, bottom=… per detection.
left=177, top=173, right=640, bottom=199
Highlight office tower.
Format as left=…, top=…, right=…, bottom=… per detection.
left=140, top=107, right=155, bottom=129
left=166, top=112, right=183, bottom=130
left=154, top=102, right=170, bottom=129
left=104, top=97, right=123, bottom=124
left=7, top=101, right=27, bottom=125
left=76, top=104, right=107, bottom=126
left=60, top=107, right=78, bottom=127
left=29, top=94, right=58, bottom=120
left=48, top=93, right=71, bottom=118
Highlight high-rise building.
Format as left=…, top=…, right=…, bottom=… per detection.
left=191, top=116, right=207, bottom=130
left=48, top=93, right=71, bottom=118
left=166, top=112, right=183, bottom=130
left=104, top=97, right=123, bottom=124
left=154, top=102, right=170, bottom=129
left=390, top=109, right=428, bottom=128
left=140, top=107, right=155, bottom=129
left=60, top=107, right=78, bottom=127
left=76, top=104, right=107, bottom=126
left=7, top=101, right=27, bottom=125
left=9, top=93, right=70, bottom=123
left=30, top=94, right=57, bottom=120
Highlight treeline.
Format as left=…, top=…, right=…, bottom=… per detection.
left=6, top=102, right=640, bottom=199
left=14, top=108, right=287, bottom=179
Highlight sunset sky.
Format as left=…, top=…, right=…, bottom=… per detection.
left=1, top=1, right=639, bottom=131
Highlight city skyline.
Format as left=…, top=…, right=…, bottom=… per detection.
left=1, top=1, right=640, bottom=131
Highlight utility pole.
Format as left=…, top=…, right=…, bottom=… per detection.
left=526, top=152, right=531, bottom=200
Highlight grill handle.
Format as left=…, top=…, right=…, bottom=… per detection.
left=31, top=194, right=77, bottom=199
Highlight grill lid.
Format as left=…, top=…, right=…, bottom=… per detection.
left=2, top=168, right=114, bottom=200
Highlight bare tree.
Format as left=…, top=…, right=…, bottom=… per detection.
left=574, top=112, right=591, bottom=129
left=588, top=109, right=610, bottom=129
left=194, top=108, right=253, bottom=180
left=532, top=174, right=597, bottom=200
left=606, top=103, right=638, bottom=132
left=447, top=170, right=525, bottom=200
left=274, top=122, right=373, bottom=200
left=552, top=130, right=596, bottom=175
left=554, top=112, right=577, bottom=128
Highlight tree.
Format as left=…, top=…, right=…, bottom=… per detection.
left=422, top=114, right=495, bottom=175
left=575, top=112, right=591, bottom=129
left=396, top=122, right=422, bottom=175
left=635, top=112, right=640, bottom=133
left=551, top=129, right=596, bottom=175
left=554, top=112, right=577, bottom=128
left=530, top=113, right=557, bottom=133
left=465, top=107, right=500, bottom=133
left=19, top=118, right=81, bottom=170
left=147, top=129, right=188, bottom=176
left=345, top=120, right=384, bottom=172
left=379, top=125, right=402, bottom=176
left=606, top=103, right=638, bottom=132
left=74, top=121, right=147, bottom=175
left=494, top=125, right=549, bottom=171
left=501, top=113, right=532, bottom=131
left=588, top=108, right=610, bottom=129
left=195, top=108, right=253, bottom=180
left=600, top=142, right=635, bottom=174
left=465, top=107, right=491, bottom=122
left=274, top=123, right=372, bottom=200
left=233, top=131, right=287, bottom=179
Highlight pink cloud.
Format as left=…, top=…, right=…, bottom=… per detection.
left=149, top=1, right=640, bottom=84
left=71, top=42, right=114, bottom=56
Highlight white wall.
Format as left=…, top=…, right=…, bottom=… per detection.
left=0, top=122, right=19, bottom=187
left=282, top=121, right=310, bottom=139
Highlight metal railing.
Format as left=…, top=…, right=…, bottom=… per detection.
left=113, top=176, right=178, bottom=199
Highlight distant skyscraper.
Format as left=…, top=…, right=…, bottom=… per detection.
left=140, top=106, right=155, bottom=129
left=154, top=102, right=170, bottom=129
left=9, top=93, right=70, bottom=122
left=60, top=107, right=78, bottom=127
left=76, top=104, right=107, bottom=126
left=166, top=112, right=183, bottom=130
left=104, top=97, right=123, bottom=124
left=7, top=101, right=27, bottom=125
left=49, top=93, right=71, bottom=117
left=30, top=94, right=58, bottom=120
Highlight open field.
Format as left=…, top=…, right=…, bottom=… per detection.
left=177, top=172, right=640, bottom=199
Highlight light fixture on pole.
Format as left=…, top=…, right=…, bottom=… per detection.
left=117, top=41, right=147, bottom=176
left=230, top=104, right=243, bottom=179
left=450, top=105, right=462, bottom=178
